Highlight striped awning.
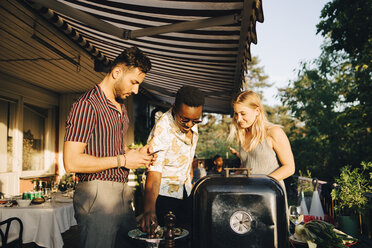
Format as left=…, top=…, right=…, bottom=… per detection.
left=25, top=0, right=264, bottom=114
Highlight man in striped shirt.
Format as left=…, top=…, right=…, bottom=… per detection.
left=63, top=46, right=154, bottom=248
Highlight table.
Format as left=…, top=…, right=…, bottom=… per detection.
left=0, top=199, right=77, bottom=248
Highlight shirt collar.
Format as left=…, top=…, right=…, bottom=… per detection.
left=95, top=84, right=123, bottom=114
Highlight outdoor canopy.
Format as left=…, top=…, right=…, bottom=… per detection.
left=22, top=0, right=264, bottom=114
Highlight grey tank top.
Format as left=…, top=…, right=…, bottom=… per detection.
left=239, top=138, right=280, bottom=175
left=240, top=138, right=288, bottom=224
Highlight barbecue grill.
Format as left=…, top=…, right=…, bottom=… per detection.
left=192, top=169, right=289, bottom=248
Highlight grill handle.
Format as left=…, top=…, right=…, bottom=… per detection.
left=224, top=168, right=252, bottom=177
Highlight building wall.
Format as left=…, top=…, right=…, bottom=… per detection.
left=0, top=72, right=136, bottom=196
left=0, top=72, right=58, bottom=195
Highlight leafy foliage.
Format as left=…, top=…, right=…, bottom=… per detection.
left=265, top=105, right=298, bottom=135
left=317, top=0, right=372, bottom=169
left=196, top=114, right=238, bottom=159
left=317, top=0, right=372, bottom=62
left=280, top=50, right=353, bottom=178
left=279, top=0, right=372, bottom=180
left=295, top=220, right=357, bottom=247
left=243, top=56, right=272, bottom=96
left=331, top=161, right=372, bottom=215
left=196, top=56, right=272, bottom=160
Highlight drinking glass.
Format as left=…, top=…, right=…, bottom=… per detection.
left=43, top=188, right=51, bottom=200
left=52, top=182, right=59, bottom=193
left=66, top=182, right=74, bottom=191
left=289, top=205, right=303, bottom=225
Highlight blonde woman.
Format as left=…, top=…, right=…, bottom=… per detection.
left=228, top=90, right=295, bottom=188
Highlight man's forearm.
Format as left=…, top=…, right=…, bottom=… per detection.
left=63, top=141, right=124, bottom=173
left=144, top=172, right=161, bottom=213
left=64, top=152, right=119, bottom=173
left=64, top=141, right=153, bottom=173
left=144, top=184, right=160, bottom=213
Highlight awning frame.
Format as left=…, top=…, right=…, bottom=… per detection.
left=28, top=0, right=242, bottom=39
left=22, top=0, right=264, bottom=114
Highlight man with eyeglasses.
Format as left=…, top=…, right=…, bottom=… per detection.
left=139, top=86, right=205, bottom=235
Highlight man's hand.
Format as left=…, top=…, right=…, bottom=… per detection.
left=125, top=145, right=157, bottom=169
left=138, top=211, right=158, bottom=237
left=139, top=144, right=152, bottom=154
left=140, top=171, right=161, bottom=236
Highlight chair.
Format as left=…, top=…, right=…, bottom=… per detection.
left=0, top=217, right=23, bottom=248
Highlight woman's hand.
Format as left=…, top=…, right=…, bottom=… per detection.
left=229, top=147, right=240, bottom=158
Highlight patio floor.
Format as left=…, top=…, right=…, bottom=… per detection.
left=21, top=225, right=372, bottom=248
left=22, top=225, right=191, bottom=248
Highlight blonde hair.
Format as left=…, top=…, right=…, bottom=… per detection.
left=228, top=90, right=273, bottom=151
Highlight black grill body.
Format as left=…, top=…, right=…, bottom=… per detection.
left=191, top=175, right=289, bottom=248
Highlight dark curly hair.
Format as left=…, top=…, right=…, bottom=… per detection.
left=174, top=86, right=205, bottom=111
left=213, top=154, right=222, bottom=162
left=110, top=46, right=151, bottom=73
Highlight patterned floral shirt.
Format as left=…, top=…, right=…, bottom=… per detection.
left=147, top=109, right=198, bottom=199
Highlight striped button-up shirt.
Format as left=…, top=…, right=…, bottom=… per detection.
left=64, top=84, right=129, bottom=182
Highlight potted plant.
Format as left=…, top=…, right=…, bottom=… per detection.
left=331, top=161, right=372, bottom=237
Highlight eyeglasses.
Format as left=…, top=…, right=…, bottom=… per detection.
left=179, top=116, right=202, bottom=125
left=172, top=108, right=202, bottom=125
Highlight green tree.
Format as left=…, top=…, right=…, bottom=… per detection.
left=265, top=105, right=297, bottom=135
left=318, top=0, right=372, bottom=166
left=279, top=0, right=372, bottom=180
left=317, top=0, right=371, bottom=63
left=196, top=114, right=237, bottom=159
left=280, top=50, right=348, bottom=179
left=243, top=56, right=272, bottom=97
left=196, top=56, right=272, bottom=160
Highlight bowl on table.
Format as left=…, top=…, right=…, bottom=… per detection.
left=16, top=199, right=31, bottom=207
left=32, top=197, right=46, bottom=204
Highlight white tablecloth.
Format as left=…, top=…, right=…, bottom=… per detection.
left=0, top=200, right=77, bottom=248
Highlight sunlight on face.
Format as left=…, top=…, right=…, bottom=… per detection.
left=114, top=67, right=146, bottom=100
left=174, top=104, right=203, bottom=133
left=233, top=103, right=259, bottom=129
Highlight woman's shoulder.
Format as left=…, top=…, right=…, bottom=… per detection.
left=267, top=124, right=283, bottom=134
left=266, top=125, right=285, bottom=143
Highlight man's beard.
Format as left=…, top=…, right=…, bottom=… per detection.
left=115, top=96, right=125, bottom=104
left=114, top=83, right=126, bottom=103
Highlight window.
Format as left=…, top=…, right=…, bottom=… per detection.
left=0, top=81, right=57, bottom=195
left=22, top=104, right=48, bottom=171
left=0, top=98, right=16, bottom=173
left=0, top=95, right=55, bottom=176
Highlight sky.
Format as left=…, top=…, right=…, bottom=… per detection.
left=250, top=0, right=329, bottom=106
